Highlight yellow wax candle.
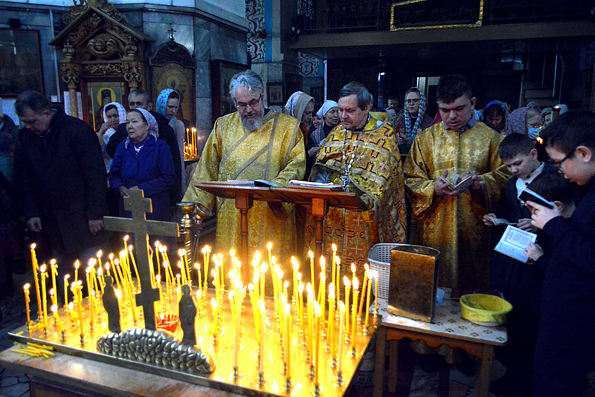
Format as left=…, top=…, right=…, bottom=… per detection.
left=176, top=274, right=181, bottom=300
left=331, top=243, right=337, bottom=293
left=49, top=288, right=56, bottom=308
left=194, top=263, right=202, bottom=293
left=364, top=269, right=372, bottom=329
left=74, top=260, right=80, bottom=285
left=89, top=290, right=96, bottom=327
left=218, top=253, right=225, bottom=293
left=155, top=242, right=161, bottom=280
left=351, top=277, right=359, bottom=348
left=211, top=298, right=218, bottom=338
left=234, top=287, right=244, bottom=369
left=50, top=259, right=58, bottom=303
left=77, top=282, right=84, bottom=336
left=319, top=274, right=326, bottom=326
left=307, top=285, right=313, bottom=358
left=96, top=250, right=103, bottom=276
left=285, top=303, right=291, bottom=378
left=374, top=270, right=379, bottom=314
left=358, top=265, right=368, bottom=317
left=314, top=301, right=321, bottom=385
left=267, top=241, right=272, bottom=273
left=260, top=262, right=267, bottom=299
left=183, top=251, right=192, bottom=288
left=204, top=245, right=211, bottom=291
left=107, top=254, right=114, bottom=276
left=52, top=304, right=62, bottom=333
left=338, top=301, right=345, bottom=372
left=23, top=284, right=31, bottom=326
left=329, top=284, right=336, bottom=357
left=318, top=257, right=325, bottom=304
left=86, top=267, right=93, bottom=298
left=63, top=275, right=70, bottom=311
left=30, top=244, right=42, bottom=319
left=40, top=264, right=48, bottom=329
left=344, top=276, right=351, bottom=335
left=155, top=275, right=163, bottom=308
left=178, top=261, right=187, bottom=285
left=298, top=281, right=304, bottom=337
left=335, top=256, right=341, bottom=301
left=291, top=257, right=298, bottom=303
left=97, top=267, right=105, bottom=294
left=308, top=250, right=314, bottom=289
left=112, top=260, right=122, bottom=291
left=258, top=299, right=265, bottom=372
left=128, top=245, right=141, bottom=286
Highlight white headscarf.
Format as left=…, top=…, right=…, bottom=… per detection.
left=316, top=100, right=338, bottom=118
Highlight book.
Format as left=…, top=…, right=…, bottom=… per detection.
left=288, top=180, right=343, bottom=190
left=485, top=215, right=518, bottom=226
left=439, top=173, right=474, bottom=192
left=494, top=225, right=537, bottom=263
left=519, top=187, right=555, bottom=209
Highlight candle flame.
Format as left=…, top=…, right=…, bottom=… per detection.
left=374, top=270, right=379, bottom=279
left=291, top=257, right=299, bottom=269
left=267, top=242, right=272, bottom=252
left=97, top=250, right=103, bottom=258
left=338, top=301, right=345, bottom=312
left=335, top=256, right=341, bottom=265
left=68, top=302, right=74, bottom=311
left=50, top=258, right=56, bottom=265
left=260, top=262, right=267, bottom=274
left=248, top=283, right=253, bottom=291
left=124, top=235, right=129, bottom=242
left=364, top=263, right=369, bottom=271
left=97, top=267, right=103, bottom=276
left=344, top=276, right=351, bottom=287
left=31, top=243, right=36, bottom=250
left=320, top=256, right=325, bottom=267
left=109, top=253, right=114, bottom=260
left=116, top=289, right=122, bottom=299
left=74, top=260, right=80, bottom=269
left=283, top=280, right=288, bottom=288
left=285, top=303, right=290, bottom=315
left=50, top=288, right=54, bottom=296
left=212, top=298, right=218, bottom=309
left=86, top=266, right=92, bottom=274
left=204, top=245, right=211, bottom=253
left=351, top=263, right=356, bottom=273
left=128, top=245, right=134, bottom=252
left=308, top=250, right=314, bottom=259
left=64, top=274, right=70, bottom=280
left=329, top=283, right=335, bottom=298
left=332, top=243, right=337, bottom=252
left=298, top=282, right=303, bottom=293
left=313, top=301, right=321, bottom=316
left=40, top=264, right=47, bottom=273
left=155, top=241, right=160, bottom=248
left=230, top=248, right=235, bottom=258
left=24, top=283, right=30, bottom=290
left=89, top=258, right=96, bottom=266
left=51, top=304, right=57, bottom=313
left=258, top=299, right=265, bottom=311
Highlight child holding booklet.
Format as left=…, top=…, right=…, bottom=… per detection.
left=482, top=134, right=556, bottom=396
left=527, top=110, right=595, bottom=397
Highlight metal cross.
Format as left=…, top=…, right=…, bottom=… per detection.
left=103, top=189, right=179, bottom=330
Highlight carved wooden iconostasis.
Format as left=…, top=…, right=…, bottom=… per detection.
left=149, top=29, right=196, bottom=130
left=49, top=0, right=154, bottom=129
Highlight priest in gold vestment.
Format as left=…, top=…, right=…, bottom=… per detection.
left=310, top=82, right=407, bottom=279
left=184, top=71, right=305, bottom=267
left=404, top=75, right=509, bottom=290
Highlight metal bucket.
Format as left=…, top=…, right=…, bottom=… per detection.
left=387, top=245, right=440, bottom=322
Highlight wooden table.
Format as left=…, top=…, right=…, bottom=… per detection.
left=194, top=181, right=366, bottom=262
left=0, top=349, right=242, bottom=397
left=373, top=298, right=507, bottom=397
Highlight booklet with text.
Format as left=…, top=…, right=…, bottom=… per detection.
left=494, top=225, right=537, bottom=263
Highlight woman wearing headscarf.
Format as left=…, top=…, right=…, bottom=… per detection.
left=394, top=87, right=433, bottom=153
left=284, top=91, right=315, bottom=140
left=506, top=106, right=542, bottom=139
left=305, top=99, right=339, bottom=179
left=156, top=89, right=186, bottom=190
left=97, top=102, right=126, bottom=172
left=108, top=108, right=175, bottom=222
left=481, top=100, right=509, bottom=134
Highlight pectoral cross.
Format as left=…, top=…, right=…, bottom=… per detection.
left=103, top=190, right=179, bottom=330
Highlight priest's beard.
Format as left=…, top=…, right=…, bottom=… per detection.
left=240, top=108, right=265, bottom=132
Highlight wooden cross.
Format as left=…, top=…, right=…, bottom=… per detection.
left=103, top=189, right=179, bottom=330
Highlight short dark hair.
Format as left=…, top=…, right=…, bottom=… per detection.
left=128, top=89, right=151, bottom=104
left=15, top=91, right=51, bottom=116
left=540, top=110, right=595, bottom=153
left=498, top=134, right=536, bottom=160
left=436, top=74, right=473, bottom=103
left=105, top=104, right=117, bottom=113
left=338, top=81, right=373, bottom=111
left=527, top=172, right=574, bottom=205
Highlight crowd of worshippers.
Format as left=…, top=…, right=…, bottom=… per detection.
left=1, top=71, right=595, bottom=395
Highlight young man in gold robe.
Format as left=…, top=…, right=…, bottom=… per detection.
left=183, top=70, right=305, bottom=270
left=310, top=82, right=407, bottom=280
left=404, top=75, right=509, bottom=291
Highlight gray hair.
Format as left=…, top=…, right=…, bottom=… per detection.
left=338, top=81, right=373, bottom=111
left=229, top=70, right=265, bottom=101
left=128, top=89, right=151, bottom=104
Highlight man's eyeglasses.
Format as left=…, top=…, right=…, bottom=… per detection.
left=553, top=146, right=578, bottom=169
left=236, top=96, right=262, bottom=110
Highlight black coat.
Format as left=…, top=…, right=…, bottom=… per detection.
left=106, top=111, right=182, bottom=202
left=19, top=108, right=108, bottom=253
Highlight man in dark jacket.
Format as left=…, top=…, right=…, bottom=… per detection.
left=106, top=89, right=182, bottom=203
left=15, top=91, right=108, bottom=270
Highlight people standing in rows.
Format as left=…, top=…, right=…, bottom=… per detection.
left=310, top=82, right=407, bottom=279
left=305, top=100, right=339, bottom=178
left=108, top=108, right=175, bottom=222
left=481, top=100, right=508, bottom=135
left=284, top=91, right=315, bottom=139
left=106, top=89, right=183, bottom=204
left=156, top=89, right=186, bottom=191
left=404, top=75, right=508, bottom=291
left=394, top=88, right=434, bottom=154
left=506, top=105, right=542, bottom=139
left=97, top=102, right=126, bottom=173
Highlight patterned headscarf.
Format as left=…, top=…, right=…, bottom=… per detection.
left=482, top=100, right=509, bottom=134
left=506, top=107, right=529, bottom=135
left=102, top=102, right=126, bottom=126
left=316, top=100, right=339, bottom=118
left=125, top=108, right=159, bottom=148
left=284, top=91, right=314, bottom=122
left=156, top=89, right=179, bottom=121
left=403, top=88, right=427, bottom=137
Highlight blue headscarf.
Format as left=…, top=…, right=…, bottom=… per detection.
left=156, top=89, right=179, bottom=121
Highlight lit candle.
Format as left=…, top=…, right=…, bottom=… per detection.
left=351, top=277, right=359, bottom=349
left=194, top=263, right=202, bottom=294
left=89, top=290, right=96, bottom=328
left=107, top=254, right=114, bottom=277
left=30, top=244, right=42, bottom=320
left=307, top=284, right=313, bottom=358
left=364, top=269, right=372, bottom=330
left=50, top=259, right=58, bottom=305
left=258, top=299, right=265, bottom=373
left=285, top=303, right=291, bottom=378
left=49, top=288, right=56, bottom=309
left=128, top=245, right=140, bottom=287
left=318, top=257, right=325, bottom=304
left=308, top=250, right=315, bottom=290
left=155, top=242, right=161, bottom=280
left=178, top=261, right=187, bottom=285
left=211, top=298, right=218, bottom=338
left=338, top=301, right=345, bottom=373
left=344, top=276, right=351, bottom=335
left=76, top=281, right=84, bottom=337
left=298, top=281, right=304, bottom=336
left=358, top=264, right=368, bottom=317
left=63, top=275, right=70, bottom=311
left=335, top=256, right=341, bottom=301
left=52, top=304, right=62, bottom=333
left=291, top=257, right=298, bottom=304
left=203, top=245, right=211, bottom=291
left=314, top=301, right=321, bottom=385
left=74, top=260, right=80, bottom=285
left=260, top=262, right=267, bottom=299
left=23, top=284, right=31, bottom=326
left=156, top=275, right=163, bottom=307
left=40, top=264, right=48, bottom=329
left=331, top=243, right=337, bottom=293
left=96, top=250, right=103, bottom=274
left=267, top=242, right=272, bottom=274
left=97, top=267, right=105, bottom=294
left=374, top=270, right=379, bottom=314
left=328, top=283, right=335, bottom=357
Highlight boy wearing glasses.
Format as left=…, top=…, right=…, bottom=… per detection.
left=527, top=110, right=595, bottom=396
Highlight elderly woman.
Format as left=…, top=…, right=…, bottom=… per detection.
left=108, top=108, right=175, bottom=221
left=156, top=89, right=186, bottom=189
left=305, top=100, right=339, bottom=178
left=506, top=106, right=542, bottom=139
left=97, top=102, right=126, bottom=172
left=284, top=91, right=314, bottom=138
